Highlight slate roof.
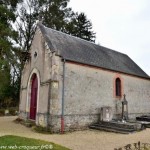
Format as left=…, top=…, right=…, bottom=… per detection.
left=38, top=23, right=149, bottom=79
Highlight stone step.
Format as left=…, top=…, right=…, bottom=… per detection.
left=89, top=120, right=144, bottom=134
left=98, top=123, right=136, bottom=131
left=99, top=121, right=142, bottom=131
left=90, top=125, right=134, bottom=134
left=90, top=123, right=136, bottom=134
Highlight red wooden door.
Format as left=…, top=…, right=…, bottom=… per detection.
left=30, top=74, right=38, bottom=120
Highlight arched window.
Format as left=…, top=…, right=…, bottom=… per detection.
left=115, top=78, right=121, bottom=96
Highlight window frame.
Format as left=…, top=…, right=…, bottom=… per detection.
left=115, top=78, right=121, bottom=97
left=113, top=74, right=123, bottom=99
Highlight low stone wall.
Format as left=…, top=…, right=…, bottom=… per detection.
left=19, top=110, right=150, bottom=133
left=48, top=114, right=99, bottom=132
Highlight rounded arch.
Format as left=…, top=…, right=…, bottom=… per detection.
left=115, top=78, right=121, bottom=96
left=26, top=68, right=40, bottom=121
left=113, top=74, right=124, bottom=98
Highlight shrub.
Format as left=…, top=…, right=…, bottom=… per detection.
left=33, top=126, right=52, bottom=134
left=0, top=109, right=5, bottom=116
left=9, top=107, right=18, bottom=116
left=0, top=107, right=18, bottom=116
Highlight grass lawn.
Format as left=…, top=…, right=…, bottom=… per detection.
left=0, top=135, right=70, bottom=150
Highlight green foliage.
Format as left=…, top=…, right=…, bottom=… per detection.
left=0, top=68, right=10, bottom=99
left=33, top=126, right=52, bottom=134
left=66, top=12, right=96, bottom=42
left=8, top=107, right=18, bottom=115
left=16, top=0, right=40, bottom=51
left=0, top=135, right=70, bottom=150
left=16, top=0, right=96, bottom=51
left=0, top=108, right=5, bottom=116
left=0, top=107, right=18, bottom=116
left=0, top=0, right=96, bottom=108
left=0, top=0, right=21, bottom=106
left=41, top=0, right=73, bottom=31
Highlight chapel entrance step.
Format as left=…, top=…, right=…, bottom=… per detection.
left=89, top=120, right=144, bottom=134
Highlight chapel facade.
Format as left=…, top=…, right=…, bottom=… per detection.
left=19, top=22, right=150, bottom=132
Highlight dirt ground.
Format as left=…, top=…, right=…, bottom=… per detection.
left=0, top=116, right=150, bottom=150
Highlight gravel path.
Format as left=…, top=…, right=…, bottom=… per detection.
left=0, top=116, right=150, bottom=150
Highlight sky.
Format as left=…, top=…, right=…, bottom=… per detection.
left=69, top=0, right=150, bottom=76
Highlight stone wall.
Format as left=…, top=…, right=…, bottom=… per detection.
left=124, top=75, right=150, bottom=118
left=19, top=27, right=150, bottom=132
left=58, top=62, right=150, bottom=131
left=19, top=27, right=53, bottom=126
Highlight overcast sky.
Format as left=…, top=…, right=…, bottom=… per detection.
left=69, top=0, right=150, bottom=76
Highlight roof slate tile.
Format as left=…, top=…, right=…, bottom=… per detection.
left=38, top=23, right=149, bottom=79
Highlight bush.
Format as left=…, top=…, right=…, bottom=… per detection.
left=33, top=126, right=52, bottom=134
left=0, top=107, right=18, bottom=116
left=0, top=109, right=5, bottom=116
left=9, top=107, right=18, bottom=116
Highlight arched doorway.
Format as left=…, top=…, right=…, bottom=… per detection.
left=30, top=74, right=38, bottom=120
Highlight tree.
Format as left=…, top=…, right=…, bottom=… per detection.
left=11, top=0, right=96, bottom=106
left=66, top=12, right=96, bottom=42
left=16, top=0, right=41, bottom=51
left=0, top=0, right=21, bottom=107
left=41, top=0, right=73, bottom=32
left=16, top=0, right=73, bottom=51
left=16, top=0, right=96, bottom=52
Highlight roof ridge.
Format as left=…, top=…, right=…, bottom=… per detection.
left=37, top=22, right=149, bottom=79
left=39, top=23, right=128, bottom=57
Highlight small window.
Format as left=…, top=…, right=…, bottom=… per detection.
left=115, top=78, right=121, bottom=96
